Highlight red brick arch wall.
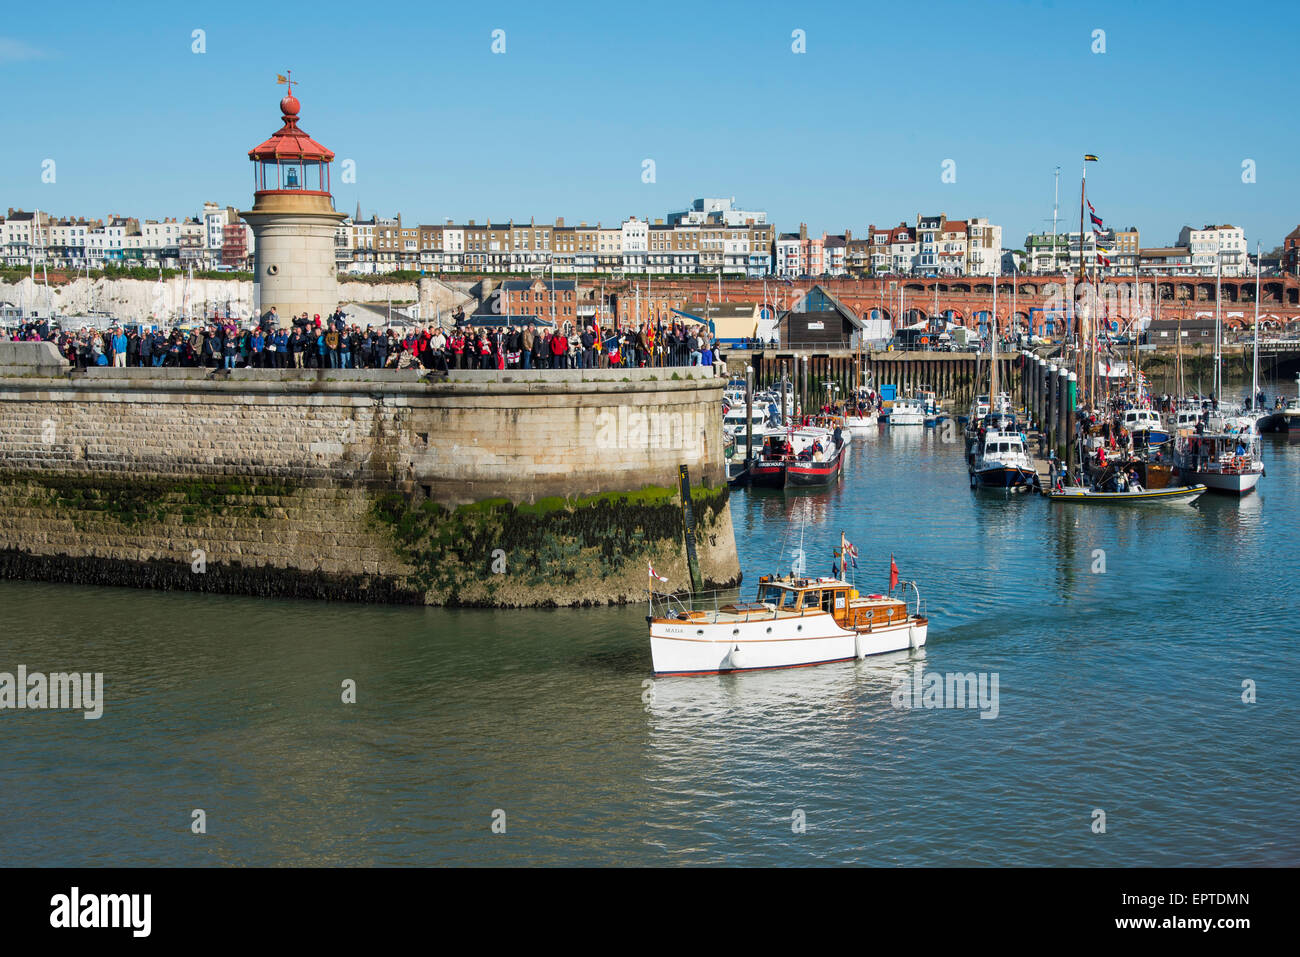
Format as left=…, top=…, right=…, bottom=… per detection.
left=608, top=275, right=1300, bottom=329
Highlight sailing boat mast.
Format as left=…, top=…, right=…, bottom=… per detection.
left=1213, top=250, right=1222, bottom=402
left=1252, top=241, right=1260, bottom=408
left=1079, top=168, right=1087, bottom=410
left=990, top=271, right=999, bottom=403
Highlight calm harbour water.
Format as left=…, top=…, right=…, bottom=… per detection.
left=2, top=421, right=1298, bottom=866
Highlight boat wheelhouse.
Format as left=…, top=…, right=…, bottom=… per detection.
left=970, top=428, right=1038, bottom=491
left=723, top=406, right=769, bottom=451
left=1119, top=408, right=1170, bottom=445
left=888, top=397, right=925, bottom=426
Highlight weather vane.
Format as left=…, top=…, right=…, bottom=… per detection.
left=276, top=70, right=294, bottom=95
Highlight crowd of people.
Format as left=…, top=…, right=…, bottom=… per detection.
left=7, top=307, right=728, bottom=374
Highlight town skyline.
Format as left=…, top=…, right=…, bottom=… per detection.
left=1, top=0, right=1295, bottom=250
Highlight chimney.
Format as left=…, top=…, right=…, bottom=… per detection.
left=845, top=229, right=852, bottom=242
left=799, top=222, right=808, bottom=241
left=556, top=217, right=565, bottom=227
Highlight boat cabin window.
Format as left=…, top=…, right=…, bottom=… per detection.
left=800, top=589, right=821, bottom=610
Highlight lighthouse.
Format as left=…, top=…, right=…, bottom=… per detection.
left=241, top=79, right=345, bottom=328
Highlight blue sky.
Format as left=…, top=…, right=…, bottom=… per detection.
left=2, top=0, right=1295, bottom=250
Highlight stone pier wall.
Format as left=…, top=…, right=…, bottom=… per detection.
left=0, top=353, right=738, bottom=605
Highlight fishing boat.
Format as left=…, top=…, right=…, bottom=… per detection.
left=1118, top=407, right=1170, bottom=445
left=965, top=409, right=1022, bottom=461
left=888, top=396, right=925, bottom=426
left=970, top=428, right=1038, bottom=491
left=648, top=538, right=927, bottom=676
left=748, top=425, right=848, bottom=489
left=1259, top=376, right=1300, bottom=434
left=843, top=406, right=879, bottom=435
left=1260, top=396, right=1300, bottom=434
left=1172, top=405, right=1205, bottom=432
left=843, top=386, right=879, bottom=435
left=1046, top=484, right=1207, bottom=504
left=1172, top=419, right=1264, bottom=495
left=722, top=404, right=769, bottom=456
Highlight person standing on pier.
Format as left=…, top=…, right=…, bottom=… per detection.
left=521, top=324, right=534, bottom=369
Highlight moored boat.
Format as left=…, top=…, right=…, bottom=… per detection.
left=1119, top=407, right=1170, bottom=446
left=1259, top=396, right=1300, bottom=434
left=748, top=425, right=847, bottom=489
left=1046, top=484, right=1207, bottom=504
left=889, top=397, right=925, bottom=426
left=1172, top=421, right=1264, bottom=496
left=970, top=428, right=1038, bottom=491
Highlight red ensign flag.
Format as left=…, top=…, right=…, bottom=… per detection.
left=889, top=555, right=899, bottom=591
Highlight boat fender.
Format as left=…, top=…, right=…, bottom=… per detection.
left=908, top=624, right=921, bottom=649
left=727, top=644, right=747, bottom=670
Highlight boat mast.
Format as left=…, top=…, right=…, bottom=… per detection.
left=1079, top=165, right=1088, bottom=410
left=1177, top=316, right=1185, bottom=397
left=38, top=211, right=52, bottom=320
left=1213, top=250, right=1222, bottom=402
left=990, top=270, right=999, bottom=404
left=1252, top=241, right=1260, bottom=407
left=1052, top=167, right=1060, bottom=274
left=29, top=208, right=38, bottom=321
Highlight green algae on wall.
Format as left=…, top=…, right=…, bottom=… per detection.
left=370, top=484, right=730, bottom=607
left=6, top=472, right=300, bottom=528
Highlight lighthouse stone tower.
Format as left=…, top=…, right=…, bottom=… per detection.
left=241, top=85, right=345, bottom=328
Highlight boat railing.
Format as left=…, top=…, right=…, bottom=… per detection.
left=648, top=587, right=751, bottom=623
left=895, top=580, right=926, bottom=620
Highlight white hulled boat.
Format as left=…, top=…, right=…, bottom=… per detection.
left=1173, top=417, right=1264, bottom=495
left=648, top=539, right=926, bottom=676
left=722, top=405, right=770, bottom=455
left=889, top=397, right=925, bottom=426
left=843, top=387, right=879, bottom=435
left=970, top=428, right=1038, bottom=491
left=1119, top=407, right=1170, bottom=445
